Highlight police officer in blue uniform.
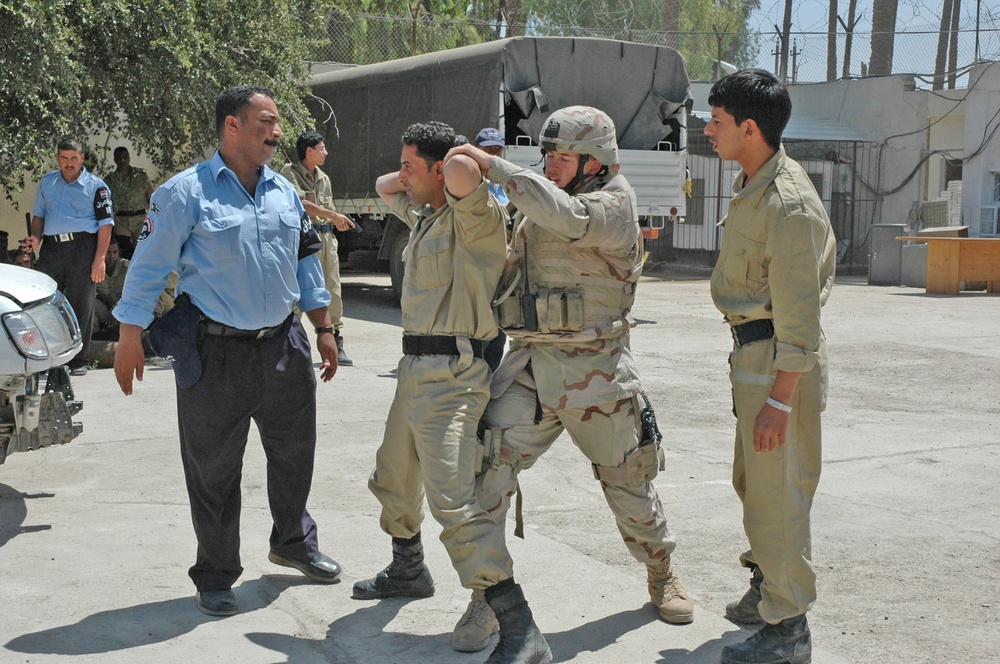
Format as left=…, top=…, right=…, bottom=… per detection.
left=26, top=139, right=114, bottom=375
left=113, top=86, right=342, bottom=617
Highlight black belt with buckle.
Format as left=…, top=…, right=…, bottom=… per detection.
left=117, top=209, right=146, bottom=217
left=315, top=222, right=334, bottom=233
left=44, top=231, right=95, bottom=244
left=203, top=318, right=286, bottom=340
left=402, top=335, right=484, bottom=358
left=731, top=319, right=775, bottom=346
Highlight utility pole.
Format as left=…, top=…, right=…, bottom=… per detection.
left=837, top=1, right=861, bottom=79
left=976, top=0, right=982, bottom=62
left=772, top=32, right=782, bottom=75
left=791, top=39, right=802, bottom=83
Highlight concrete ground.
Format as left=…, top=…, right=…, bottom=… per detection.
left=1, top=270, right=996, bottom=664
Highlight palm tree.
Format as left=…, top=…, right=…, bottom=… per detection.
left=869, top=0, right=899, bottom=76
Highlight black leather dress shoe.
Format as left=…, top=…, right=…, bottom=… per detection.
left=196, top=590, right=238, bottom=617
left=268, top=550, right=342, bottom=583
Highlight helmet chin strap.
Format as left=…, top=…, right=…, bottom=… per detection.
left=563, top=154, right=591, bottom=193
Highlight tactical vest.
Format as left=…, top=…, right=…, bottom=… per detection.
left=497, top=174, right=642, bottom=343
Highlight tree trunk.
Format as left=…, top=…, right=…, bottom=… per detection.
left=661, top=0, right=680, bottom=49
left=934, top=0, right=954, bottom=90
left=948, top=0, right=961, bottom=88
left=780, top=0, right=793, bottom=81
left=503, top=0, right=523, bottom=37
left=869, top=0, right=899, bottom=76
left=827, top=0, right=838, bottom=81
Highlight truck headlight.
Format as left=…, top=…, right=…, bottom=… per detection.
left=2, top=291, right=81, bottom=360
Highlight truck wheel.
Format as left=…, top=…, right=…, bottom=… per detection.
left=389, top=233, right=407, bottom=302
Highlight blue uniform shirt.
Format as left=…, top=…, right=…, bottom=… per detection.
left=489, top=181, right=509, bottom=206
left=31, top=168, right=114, bottom=234
left=115, top=151, right=330, bottom=330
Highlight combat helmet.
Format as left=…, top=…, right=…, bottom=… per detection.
left=538, top=106, right=620, bottom=185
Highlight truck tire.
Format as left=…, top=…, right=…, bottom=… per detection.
left=389, top=233, right=407, bottom=302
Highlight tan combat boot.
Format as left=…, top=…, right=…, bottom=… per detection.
left=452, top=588, right=499, bottom=652
left=647, top=557, right=694, bottom=624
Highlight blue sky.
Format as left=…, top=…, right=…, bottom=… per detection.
left=745, top=1, right=997, bottom=84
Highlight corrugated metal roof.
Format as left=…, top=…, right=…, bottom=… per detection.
left=691, top=110, right=871, bottom=142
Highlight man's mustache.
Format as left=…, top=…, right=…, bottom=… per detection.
left=264, top=139, right=279, bottom=147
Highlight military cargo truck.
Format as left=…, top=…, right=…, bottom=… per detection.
left=306, top=36, right=692, bottom=299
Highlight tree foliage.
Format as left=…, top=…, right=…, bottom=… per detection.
left=321, top=1, right=758, bottom=80
left=0, top=0, right=324, bottom=197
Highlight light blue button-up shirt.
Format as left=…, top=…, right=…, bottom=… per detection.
left=115, top=151, right=330, bottom=330
left=488, top=181, right=509, bottom=206
left=31, top=168, right=114, bottom=235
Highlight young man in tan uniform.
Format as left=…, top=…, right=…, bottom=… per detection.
left=353, top=121, right=551, bottom=664
left=705, top=69, right=836, bottom=664
left=446, top=106, right=694, bottom=650
left=103, top=146, right=153, bottom=259
left=281, top=132, right=356, bottom=365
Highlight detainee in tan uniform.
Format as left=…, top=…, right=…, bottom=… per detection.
left=103, top=146, right=153, bottom=258
left=706, top=69, right=836, bottom=664
left=281, top=132, right=356, bottom=365
left=352, top=122, right=551, bottom=664
left=446, top=106, right=695, bottom=650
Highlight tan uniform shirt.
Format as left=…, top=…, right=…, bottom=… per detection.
left=97, top=258, right=129, bottom=307
left=280, top=163, right=335, bottom=222
left=710, top=146, right=837, bottom=374
left=488, top=158, right=643, bottom=408
left=103, top=167, right=153, bottom=214
left=390, top=180, right=507, bottom=339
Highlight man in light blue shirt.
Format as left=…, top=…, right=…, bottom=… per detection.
left=25, top=138, right=114, bottom=375
left=113, top=85, right=343, bottom=618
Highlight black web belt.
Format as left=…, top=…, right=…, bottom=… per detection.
left=203, top=318, right=286, bottom=340
left=731, top=318, right=775, bottom=347
left=402, top=335, right=484, bottom=358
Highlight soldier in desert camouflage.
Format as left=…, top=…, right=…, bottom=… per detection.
left=445, top=106, right=695, bottom=651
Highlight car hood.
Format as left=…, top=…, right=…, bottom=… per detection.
left=0, top=264, right=58, bottom=306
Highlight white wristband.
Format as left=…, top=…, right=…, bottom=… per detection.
left=766, top=397, right=792, bottom=413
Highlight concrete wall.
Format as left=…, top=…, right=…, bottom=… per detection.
left=962, top=61, right=1000, bottom=237
left=926, top=89, right=966, bottom=201
left=788, top=75, right=925, bottom=232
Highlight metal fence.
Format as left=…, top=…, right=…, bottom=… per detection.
left=309, top=12, right=999, bottom=85
left=645, top=129, right=881, bottom=272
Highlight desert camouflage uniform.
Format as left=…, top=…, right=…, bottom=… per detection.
left=367, top=180, right=516, bottom=589
left=104, top=167, right=153, bottom=243
left=280, top=162, right=344, bottom=330
left=477, top=156, right=676, bottom=565
left=95, top=260, right=176, bottom=330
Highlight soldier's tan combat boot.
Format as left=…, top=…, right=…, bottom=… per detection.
left=726, top=563, right=765, bottom=625
left=351, top=534, right=434, bottom=599
left=647, top=557, right=694, bottom=624
left=484, top=579, right=552, bottom=664
left=451, top=588, right=499, bottom=652
left=721, top=613, right=812, bottom=664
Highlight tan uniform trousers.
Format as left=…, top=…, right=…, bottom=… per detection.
left=317, top=230, right=343, bottom=330
left=730, top=338, right=824, bottom=623
left=478, top=377, right=675, bottom=565
left=113, top=213, right=147, bottom=244
left=368, top=351, right=514, bottom=589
